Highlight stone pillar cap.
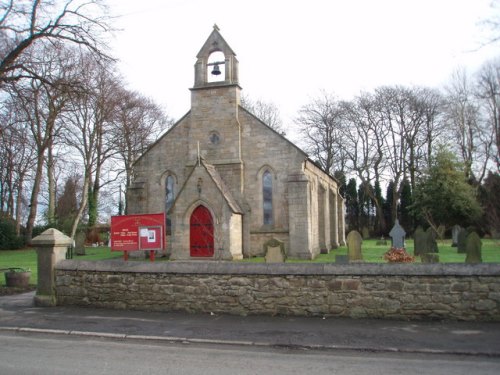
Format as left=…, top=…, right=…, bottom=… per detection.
left=31, top=228, right=73, bottom=246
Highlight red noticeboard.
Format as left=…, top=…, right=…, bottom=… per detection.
left=111, top=213, right=165, bottom=261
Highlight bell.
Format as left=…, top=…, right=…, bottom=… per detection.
left=211, top=63, right=221, bottom=76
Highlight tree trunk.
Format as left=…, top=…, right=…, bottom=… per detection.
left=15, top=176, right=24, bottom=236
left=25, top=151, right=45, bottom=242
left=47, top=142, right=56, bottom=226
left=70, top=172, right=90, bottom=240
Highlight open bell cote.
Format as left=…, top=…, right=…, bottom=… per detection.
left=193, top=24, right=239, bottom=88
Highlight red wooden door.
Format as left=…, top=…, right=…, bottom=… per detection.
left=190, top=205, right=214, bottom=257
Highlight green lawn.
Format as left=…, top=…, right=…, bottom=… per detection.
left=1, top=239, right=499, bottom=286
left=0, top=246, right=122, bottom=286
left=243, top=238, right=500, bottom=263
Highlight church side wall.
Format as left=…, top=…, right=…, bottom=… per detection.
left=56, top=261, right=500, bottom=321
left=239, top=110, right=307, bottom=257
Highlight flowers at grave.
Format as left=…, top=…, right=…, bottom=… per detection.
left=383, top=247, right=415, bottom=263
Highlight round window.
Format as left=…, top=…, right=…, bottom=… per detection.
left=209, top=132, right=220, bottom=145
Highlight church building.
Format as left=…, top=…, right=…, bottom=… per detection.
left=127, top=26, right=345, bottom=260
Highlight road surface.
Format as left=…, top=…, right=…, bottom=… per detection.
left=1, top=332, right=500, bottom=375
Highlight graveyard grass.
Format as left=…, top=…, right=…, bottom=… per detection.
left=1, top=240, right=499, bottom=286
left=244, top=239, right=500, bottom=263
left=0, top=247, right=122, bottom=286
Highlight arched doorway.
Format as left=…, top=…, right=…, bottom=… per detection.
left=190, top=205, right=214, bottom=257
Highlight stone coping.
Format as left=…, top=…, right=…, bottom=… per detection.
left=56, top=260, right=500, bottom=276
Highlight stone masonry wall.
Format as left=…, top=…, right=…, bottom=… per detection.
left=55, top=261, right=500, bottom=321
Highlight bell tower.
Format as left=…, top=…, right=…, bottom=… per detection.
left=193, top=24, right=239, bottom=88
left=188, top=25, right=243, bottom=167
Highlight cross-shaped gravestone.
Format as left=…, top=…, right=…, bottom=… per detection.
left=389, top=219, right=406, bottom=248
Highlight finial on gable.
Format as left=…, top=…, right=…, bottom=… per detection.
left=193, top=25, right=239, bottom=88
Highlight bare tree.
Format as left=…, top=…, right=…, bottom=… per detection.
left=0, top=0, right=111, bottom=84
left=0, top=98, right=37, bottom=234
left=444, top=68, right=492, bottom=185
left=7, top=43, right=78, bottom=241
left=343, top=92, right=389, bottom=233
left=241, top=94, right=286, bottom=135
left=110, top=88, right=171, bottom=213
left=61, top=52, right=121, bottom=238
left=475, top=58, right=500, bottom=173
left=295, top=92, right=349, bottom=176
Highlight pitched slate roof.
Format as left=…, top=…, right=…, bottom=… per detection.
left=201, top=159, right=243, bottom=214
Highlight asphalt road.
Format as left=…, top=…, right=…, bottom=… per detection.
left=2, top=332, right=500, bottom=375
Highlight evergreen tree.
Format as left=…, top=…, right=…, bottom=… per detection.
left=412, top=148, right=482, bottom=232
left=399, top=179, right=413, bottom=231
left=55, top=177, right=78, bottom=235
left=479, top=172, right=500, bottom=237
left=384, top=181, right=394, bottom=232
left=374, top=180, right=385, bottom=235
left=345, top=178, right=359, bottom=231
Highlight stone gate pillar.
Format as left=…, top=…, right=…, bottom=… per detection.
left=31, top=228, right=72, bottom=307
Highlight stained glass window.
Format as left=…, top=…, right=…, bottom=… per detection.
left=263, top=171, right=273, bottom=225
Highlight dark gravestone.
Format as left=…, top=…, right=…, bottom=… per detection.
left=437, top=225, right=446, bottom=240
left=376, top=236, right=388, bottom=246
left=389, top=219, right=406, bottom=248
left=74, top=230, right=86, bottom=256
left=421, top=253, right=440, bottom=263
left=425, top=227, right=439, bottom=253
left=457, top=228, right=468, bottom=253
left=451, top=225, right=462, bottom=247
left=346, top=230, right=363, bottom=261
left=335, top=255, right=349, bottom=264
left=361, top=226, right=370, bottom=240
left=413, top=226, right=426, bottom=256
left=465, top=232, right=482, bottom=263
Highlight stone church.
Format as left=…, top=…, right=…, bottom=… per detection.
left=127, top=26, right=345, bottom=260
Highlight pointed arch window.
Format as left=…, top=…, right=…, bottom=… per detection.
left=262, top=170, right=273, bottom=225
left=165, top=175, right=175, bottom=234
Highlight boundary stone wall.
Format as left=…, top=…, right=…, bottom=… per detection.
left=55, top=261, right=500, bottom=321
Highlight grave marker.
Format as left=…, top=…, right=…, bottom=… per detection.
left=413, top=226, right=426, bottom=256
left=457, top=228, right=468, bottom=253
left=465, top=231, right=482, bottom=263
left=264, top=238, right=286, bottom=263
left=451, top=225, right=462, bottom=247
left=389, top=219, right=406, bottom=248
left=346, top=230, right=363, bottom=261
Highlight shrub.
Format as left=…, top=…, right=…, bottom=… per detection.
left=0, top=218, right=25, bottom=250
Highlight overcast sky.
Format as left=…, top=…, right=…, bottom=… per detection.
left=106, top=0, right=499, bottom=142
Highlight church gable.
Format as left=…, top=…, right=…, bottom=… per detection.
left=127, top=26, right=346, bottom=260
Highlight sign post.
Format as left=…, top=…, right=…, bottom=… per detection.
left=111, top=213, right=165, bottom=261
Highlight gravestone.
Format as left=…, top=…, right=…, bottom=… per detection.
left=437, top=225, right=446, bottom=240
left=74, top=230, right=86, bottom=256
left=425, top=227, right=439, bottom=253
left=361, top=226, right=370, bottom=240
left=413, top=226, right=426, bottom=256
left=376, top=236, right=388, bottom=246
left=465, top=232, right=482, bottom=263
left=335, top=255, right=349, bottom=264
left=421, top=253, right=440, bottom=263
left=457, top=228, right=468, bottom=253
left=346, top=230, right=363, bottom=261
left=389, top=219, right=406, bottom=248
left=451, top=225, right=462, bottom=247
left=264, top=238, right=286, bottom=263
